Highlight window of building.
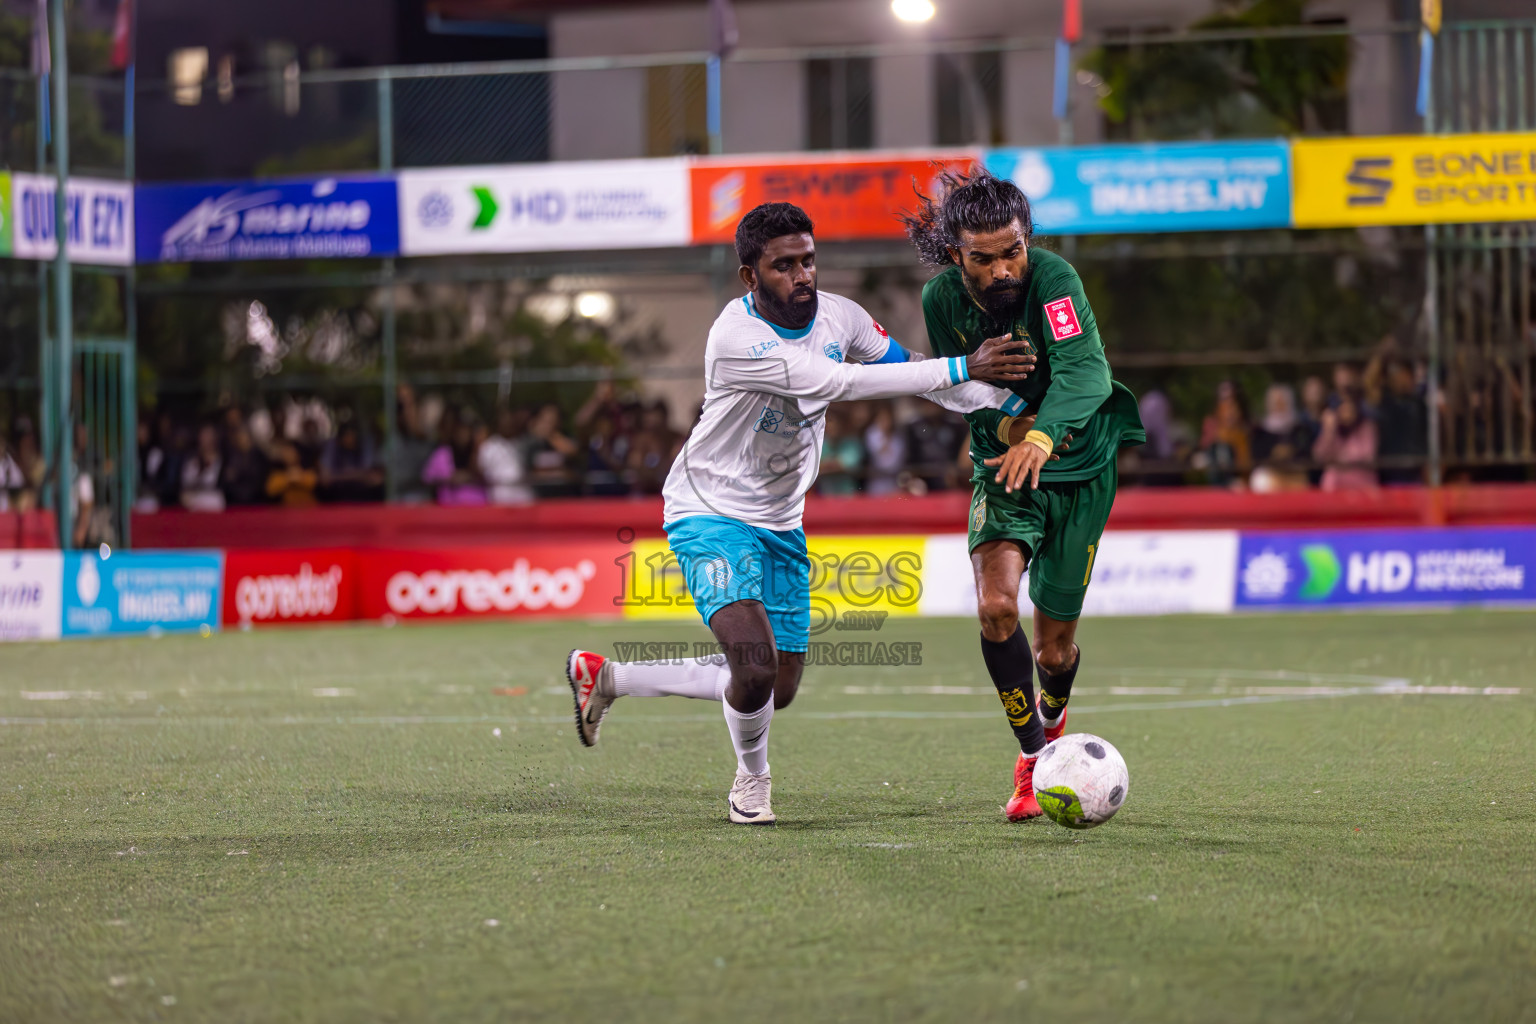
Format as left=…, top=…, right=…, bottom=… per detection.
left=935, top=51, right=1004, bottom=146
left=647, top=64, right=708, bottom=156
left=806, top=57, right=873, bottom=150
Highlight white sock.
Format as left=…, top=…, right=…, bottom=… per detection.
left=612, top=656, right=730, bottom=701
left=723, top=697, right=774, bottom=776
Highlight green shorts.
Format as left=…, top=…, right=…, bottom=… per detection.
left=966, top=462, right=1118, bottom=622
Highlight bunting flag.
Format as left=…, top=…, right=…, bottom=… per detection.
left=709, top=0, right=738, bottom=58
left=1052, top=37, right=1071, bottom=121
left=30, top=0, right=49, bottom=76
left=1062, top=0, right=1081, bottom=44
left=1416, top=0, right=1440, bottom=118
left=111, top=0, right=132, bottom=71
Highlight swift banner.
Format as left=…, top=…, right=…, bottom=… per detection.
left=1235, top=527, right=1536, bottom=609
left=689, top=153, right=976, bottom=243
left=399, top=159, right=690, bottom=255
left=135, top=176, right=399, bottom=262
left=986, top=141, right=1291, bottom=234
left=1292, top=132, right=1536, bottom=227
left=10, top=173, right=133, bottom=265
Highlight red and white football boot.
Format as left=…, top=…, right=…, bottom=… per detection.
left=1004, top=751, right=1044, bottom=821
left=566, top=649, right=616, bottom=747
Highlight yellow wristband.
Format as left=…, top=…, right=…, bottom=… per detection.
left=1024, top=429, right=1054, bottom=457
left=996, top=415, right=1016, bottom=445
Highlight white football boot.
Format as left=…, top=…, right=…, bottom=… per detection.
left=567, top=649, right=616, bottom=747
left=727, top=769, right=776, bottom=825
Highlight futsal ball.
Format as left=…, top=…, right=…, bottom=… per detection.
left=1032, top=733, right=1129, bottom=829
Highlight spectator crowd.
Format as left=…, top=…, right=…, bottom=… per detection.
left=0, top=341, right=1448, bottom=520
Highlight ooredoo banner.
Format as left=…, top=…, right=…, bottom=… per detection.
left=689, top=152, right=977, bottom=244
left=1235, top=527, right=1536, bottom=609
left=398, top=160, right=691, bottom=255
left=356, top=545, right=627, bottom=622
left=223, top=549, right=357, bottom=628
left=0, top=551, right=63, bottom=641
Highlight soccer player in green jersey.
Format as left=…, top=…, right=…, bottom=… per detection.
left=904, top=169, right=1146, bottom=821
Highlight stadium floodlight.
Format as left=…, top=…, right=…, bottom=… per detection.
left=891, top=0, right=935, bottom=23
left=576, top=291, right=615, bottom=320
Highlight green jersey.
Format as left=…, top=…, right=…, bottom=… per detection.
left=922, top=249, right=1144, bottom=482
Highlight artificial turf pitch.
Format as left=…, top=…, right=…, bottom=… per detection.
left=1, top=611, right=1533, bottom=1023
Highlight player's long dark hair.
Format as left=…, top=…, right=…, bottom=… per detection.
left=902, top=167, right=1033, bottom=269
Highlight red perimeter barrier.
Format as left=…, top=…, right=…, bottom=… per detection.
left=127, top=485, right=1536, bottom=551
left=0, top=510, right=59, bottom=549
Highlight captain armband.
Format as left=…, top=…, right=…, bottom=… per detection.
left=1023, top=430, right=1054, bottom=457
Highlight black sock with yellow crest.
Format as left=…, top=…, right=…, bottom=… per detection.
left=979, top=624, right=1045, bottom=756
left=1038, top=645, right=1080, bottom=727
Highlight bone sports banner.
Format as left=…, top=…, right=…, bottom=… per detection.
left=1235, top=527, right=1536, bottom=609
left=1291, top=132, right=1536, bottom=227
left=10, top=173, right=133, bottom=265
left=689, top=152, right=977, bottom=243
left=985, top=141, right=1292, bottom=234
left=398, top=160, right=691, bottom=255
left=134, top=176, right=399, bottom=262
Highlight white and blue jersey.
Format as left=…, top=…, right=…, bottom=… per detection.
left=660, top=290, right=1012, bottom=648
left=661, top=289, right=1004, bottom=532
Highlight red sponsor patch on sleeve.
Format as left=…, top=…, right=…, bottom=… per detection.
left=871, top=318, right=889, bottom=338
left=1044, top=297, right=1083, bottom=341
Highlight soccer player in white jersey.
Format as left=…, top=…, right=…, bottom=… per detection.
left=565, top=202, right=1032, bottom=825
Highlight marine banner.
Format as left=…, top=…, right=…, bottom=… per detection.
left=1291, top=132, right=1536, bottom=227
left=0, top=551, right=62, bottom=641
left=134, top=175, right=399, bottom=262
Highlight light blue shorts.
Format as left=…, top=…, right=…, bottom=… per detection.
left=664, top=515, right=810, bottom=653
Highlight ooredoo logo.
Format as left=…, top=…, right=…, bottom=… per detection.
left=235, top=563, right=344, bottom=622
left=385, top=559, right=597, bottom=615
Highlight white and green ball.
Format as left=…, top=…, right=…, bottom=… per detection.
left=1032, top=733, right=1129, bottom=829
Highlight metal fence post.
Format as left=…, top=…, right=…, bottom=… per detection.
left=378, top=72, right=394, bottom=173
left=378, top=70, right=399, bottom=502
left=50, top=0, right=74, bottom=548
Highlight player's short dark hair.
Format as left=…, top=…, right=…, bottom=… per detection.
left=735, top=202, right=815, bottom=270
left=903, top=166, right=1032, bottom=269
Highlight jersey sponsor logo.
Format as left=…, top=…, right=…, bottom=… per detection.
left=970, top=496, right=987, bottom=534
left=1044, top=297, right=1083, bottom=341
left=703, top=557, right=733, bottom=591
left=871, top=318, right=889, bottom=338
left=822, top=341, right=844, bottom=362
left=753, top=407, right=785, bottom=434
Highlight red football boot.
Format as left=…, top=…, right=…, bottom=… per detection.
left=1004, top=751, right=1044, bottom=821
left=1040, top=696, right=1068, bottom=744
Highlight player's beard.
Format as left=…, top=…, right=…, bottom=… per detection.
left=963, top=269, right=1026, bottom=328
left=755, top=283, right=819, bottom=331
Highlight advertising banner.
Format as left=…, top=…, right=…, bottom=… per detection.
left=689, top=153, right=976, bottom=244
left=922, top=531, right=1240, bottom=618
left=625, top=535, right=928, bottom=636
left=1235, top=527, right=1536, bottom=609
left=1292, top=132, right=1536, bottom=228
left=399, top=159, right=690, bottom=255
left=985, top=141, right=1291, bottom=235
left=0, top=171, right=11, bottom=256
left=223, top=549, right=357, bottom=628
left=0, top=551, right=63, bottom=642
left=356, top=544, right=627, bottom=622
left=61, top=550, right=224, bottom=637
left=134, top=175, right=399, bottom=262
left=11, top=173, right=133, bottom=265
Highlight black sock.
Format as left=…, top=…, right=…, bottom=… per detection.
left=1038, top=645, right=1080, bottom=723
left=980, top=625, right=1045, bottom=755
